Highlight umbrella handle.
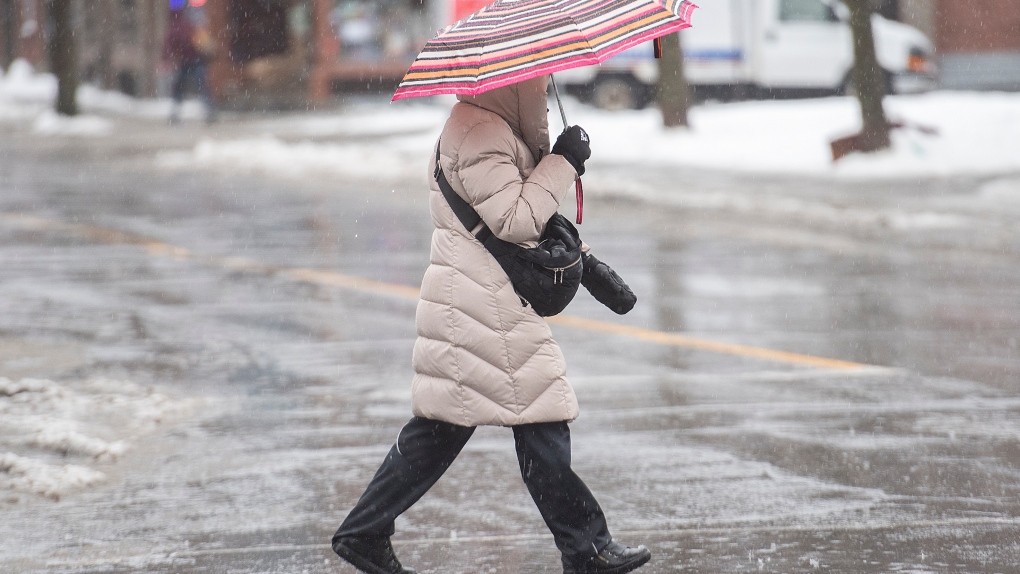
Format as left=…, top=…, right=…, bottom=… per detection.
left=575, top=178, right=583, bottom=225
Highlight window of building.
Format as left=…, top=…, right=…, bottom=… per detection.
left=229, top=0, right=291, bottom=63
left=330, top=0, right=428, bottom=62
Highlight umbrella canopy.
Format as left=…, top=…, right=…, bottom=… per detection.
left=392, top=0, right=697, bottom=101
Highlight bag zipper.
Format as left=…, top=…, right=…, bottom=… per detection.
left=546, top=256, right=582, bottom=285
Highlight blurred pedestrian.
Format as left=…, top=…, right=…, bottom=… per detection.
left=162, top=7, right=216, bottom=124
left=330, top=75, right=644, bottom=574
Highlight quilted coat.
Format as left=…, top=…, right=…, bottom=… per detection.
left=411, top=75, right=581, bottom=427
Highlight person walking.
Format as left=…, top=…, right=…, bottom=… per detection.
left=331, top=74, right=644, bottom=574
left=161, top=7, right=216, bottom=124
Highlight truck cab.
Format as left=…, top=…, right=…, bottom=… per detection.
left=556, top=0, right=936, bottom=109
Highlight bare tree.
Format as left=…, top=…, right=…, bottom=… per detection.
left=656, top=32, right=690, bottom=128
left=2, top=0, right=16, bottom=70
left=48, top=0, right=78, bottom=115
left=97, top=0, right=117, bottom=90
left=844, top=0, right=890, bottom=152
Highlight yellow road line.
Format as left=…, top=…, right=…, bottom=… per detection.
left=548, top=315, right=867, bottom=370
left=1, top=212, right=869, bottom=370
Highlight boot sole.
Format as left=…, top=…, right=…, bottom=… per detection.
left=565, top=549, right=651, bottom=574
left=333, top=541, right=412, bottom=574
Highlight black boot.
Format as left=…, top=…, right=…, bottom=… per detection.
left=332, top=535, right=416, bottom=574
left=564, top=541, right=651, bottom=574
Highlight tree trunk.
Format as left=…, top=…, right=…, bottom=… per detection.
left=140, top=0, right=158, bottom=98
left=49, top=0, right=78, bottom=115
left=2, top=0, right=15, bottom=70
left=656, top=32, right=690, bottom=128
left=97, top=0, right=117, bottom=90
left=845, top=0, right=890, bottom=152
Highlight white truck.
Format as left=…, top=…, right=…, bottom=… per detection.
left=556, top=0, right=937, bottom=109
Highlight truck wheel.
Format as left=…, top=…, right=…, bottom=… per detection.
left=592, top=76, right=645, bottom=110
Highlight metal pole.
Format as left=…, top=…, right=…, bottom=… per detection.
left=549, top=74, right=569, bottom=133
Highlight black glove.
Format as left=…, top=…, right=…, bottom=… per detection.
left=552, top=125, right=591, bottom=176
left=581, top=253, right=636, bottom=315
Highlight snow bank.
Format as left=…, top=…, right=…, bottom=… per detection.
left=0, top=376, right=187, bottom=500
left=0, top=453, right=106, bottom=500
left=157, top=106, right=443, bottom=180
left=6, top=56, right=1020, bottom=179
left=159, top=134, right=431, bottom=180
left=0, top=59, right=55, bottom=102
left=31, top=109, right=114, bottom=136
left=160, top=91, right=1020, bottom=183
left=0, top=59, right=204, bottom=131
left=570, top=92, right=1020, bottom=179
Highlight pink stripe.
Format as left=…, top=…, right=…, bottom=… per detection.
left=410, top=10, right=673, bottom=71
left=393, top=2, right=698, bottom=101
left=439, top=2, right=662, bottom=42
left=405, top=16, right=687, bottom=78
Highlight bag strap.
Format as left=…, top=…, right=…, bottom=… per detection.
left=434, top=140, right=493, bottom=242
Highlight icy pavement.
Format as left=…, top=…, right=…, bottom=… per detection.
left=3, top=122, right=1020, bottom=574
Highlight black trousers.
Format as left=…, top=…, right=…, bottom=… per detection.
left=333, top=416, right=612, bottom=561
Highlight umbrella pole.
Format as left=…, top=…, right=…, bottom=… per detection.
left=550, top=75, right=570, bottom=132
left=549, top=74, right=583, bottom=225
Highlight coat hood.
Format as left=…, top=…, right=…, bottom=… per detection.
left=457, top=75, right=551, bottom=162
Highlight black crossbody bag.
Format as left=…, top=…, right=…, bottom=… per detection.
left=433, top=142, right=583, bottom=317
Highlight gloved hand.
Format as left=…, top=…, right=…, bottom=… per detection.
left=552, top=125, right=591, bottom=176
left=581, top=253, right=636, bottom=314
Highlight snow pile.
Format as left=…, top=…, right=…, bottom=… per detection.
left=0, top=59, right=204, bottom=130
left=0, top=376, right=186, bottom=500
left=31, top=109, right=114, bottom=136
left=157, top=102, right=447, bottom=179
left=571, top=91, right=1020, bottom=179
left=160, top=91, right=1020, bottom=182
left=256, top=103, right=448, bottom=138
left=0, top=59, right=118, bottom=133
left=0, top=59, right=52, bottom=122
left=0, top=59, right=55, bottom=102
left=0, top=453, right=105, bottom=500
left=6, top=56, right=1020, bottom=179
left=76, top=83, right=206, bottom=122
left=158, top=121, right=441, bottom=180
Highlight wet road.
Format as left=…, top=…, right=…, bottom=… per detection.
left=2, top=122, right=1020, bottom=574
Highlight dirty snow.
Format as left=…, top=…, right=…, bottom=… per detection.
left=159, top=132, right=437, bottom=181
left=31, top=109, right=114, bottom=136
left=570, top=92, right=1020, bottom=179
left=0, top=376, right=187, bottom=500
left=5, top=58, right=1020, bottom=178
left=0, top=59, right=204, bottom=130
left=154, top=91, right=1020, bottom=183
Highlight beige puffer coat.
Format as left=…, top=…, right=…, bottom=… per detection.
left=411, top=76, right=581, bottom=427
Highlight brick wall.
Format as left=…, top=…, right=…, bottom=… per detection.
left=935, top=0, right=1020, bottom=89
left=936, top=0, right=1020, bottom=53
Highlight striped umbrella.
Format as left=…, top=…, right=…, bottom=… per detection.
left=392, top=0, right=698, bottom=101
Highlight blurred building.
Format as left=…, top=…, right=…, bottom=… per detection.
left=0, top=0, right=455, bottom=105
left=1, top=0, right=47, bottom=71
left=899, top=0, right=1020, bottom=90
left=0, top=0, right=168, bottom=97
left=4, top=0, right=1017, bottom=100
